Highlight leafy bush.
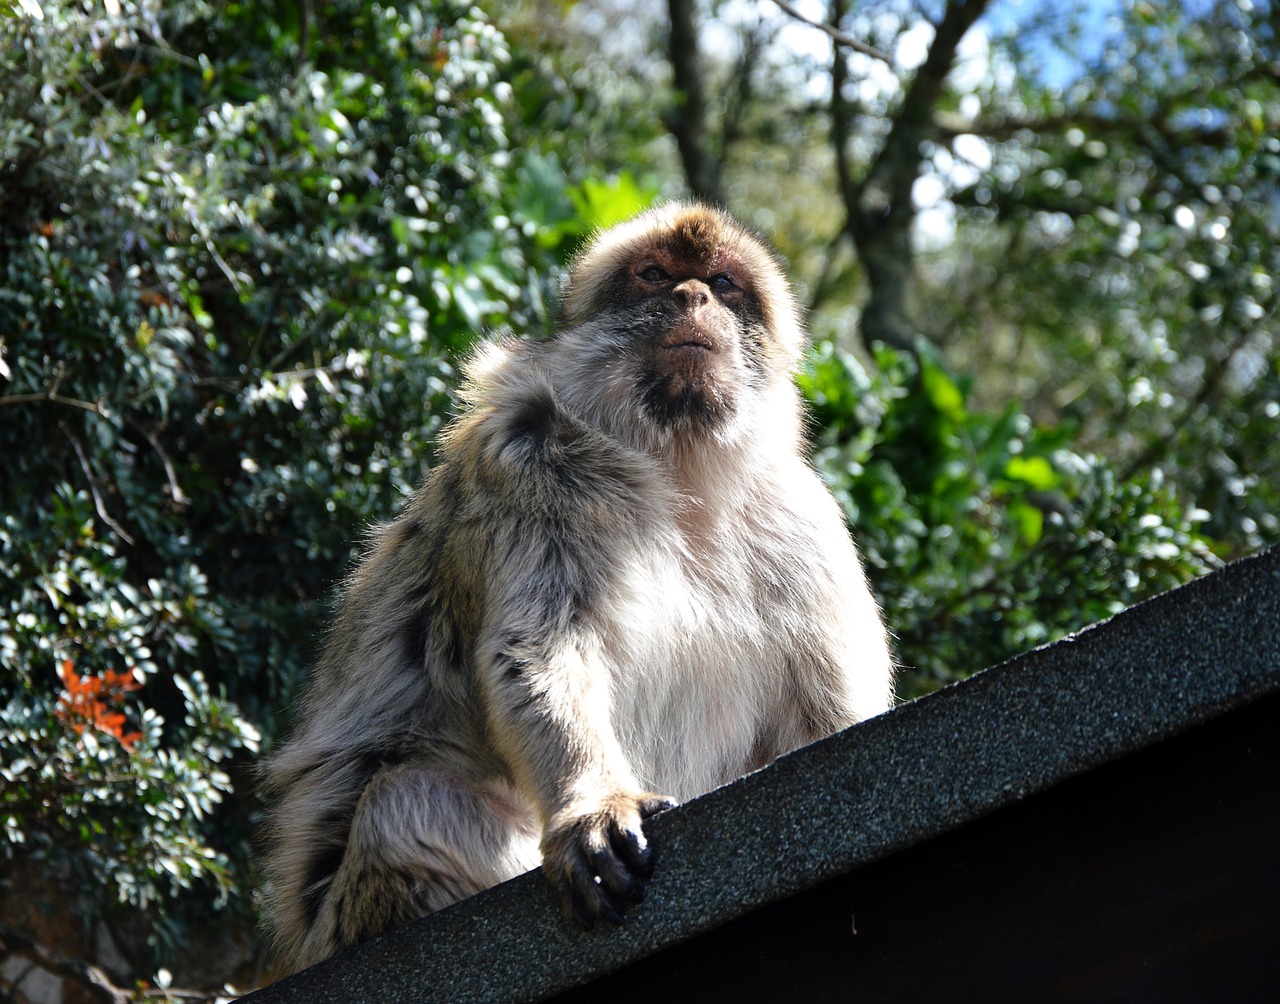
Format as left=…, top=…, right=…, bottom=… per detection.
left=802, top=343, right=1217, bottom=698
left=0, top=0, right=555, bottom=978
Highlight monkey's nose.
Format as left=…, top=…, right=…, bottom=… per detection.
left=673, top=280, right=711, bottom=309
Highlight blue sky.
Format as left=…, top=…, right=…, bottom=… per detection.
left=984, top=0, right=1125, bottom=86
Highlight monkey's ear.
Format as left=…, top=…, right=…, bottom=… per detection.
left=756, top=274, right=807, bottom=372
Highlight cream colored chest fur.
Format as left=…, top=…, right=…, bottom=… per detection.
left=593, top=478, right=842, bottom=800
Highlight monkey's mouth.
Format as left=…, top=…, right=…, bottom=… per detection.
left=661, top=328, right=716, bottom=352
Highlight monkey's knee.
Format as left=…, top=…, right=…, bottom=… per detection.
left=330, top=764, right=538, bottom=949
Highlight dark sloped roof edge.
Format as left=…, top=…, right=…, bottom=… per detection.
left=243, top=545, right=1280, bottom=1004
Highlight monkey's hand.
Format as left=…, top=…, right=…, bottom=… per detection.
left=541, top=791, right=678, bottom=928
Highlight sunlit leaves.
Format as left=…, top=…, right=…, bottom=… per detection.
left=0, top=0, right=43, bottom=20
left=946, top=0, right=1280, bottom=553
left=803, top=342, right=1214, bottom=697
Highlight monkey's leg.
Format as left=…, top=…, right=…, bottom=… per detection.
left=325, top=763, right=540, bottom=955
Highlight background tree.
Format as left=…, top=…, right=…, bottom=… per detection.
left=1, top=0, right=1272, bottom=997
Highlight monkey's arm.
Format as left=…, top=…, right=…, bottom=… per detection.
left=459, top=407, right=677, bottom=926
left=480, top=617, right=675, bottom=926
left=782, top=463, right=896, bottom=728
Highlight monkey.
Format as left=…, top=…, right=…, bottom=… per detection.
left=258, top=201, right=893, bottom=975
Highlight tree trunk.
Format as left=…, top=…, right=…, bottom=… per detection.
left=667, top=0, right=724, bottom=204
left=831, top=0, right=991, bottom=354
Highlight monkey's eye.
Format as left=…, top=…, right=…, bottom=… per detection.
left=638, top=265, right=670, bottom=283
left=710, top=273, right=739, bottom=294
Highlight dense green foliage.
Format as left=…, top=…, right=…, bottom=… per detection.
left=0, top=0, right=564, bottom=979
left=945, top=0, right=1280, bottom=551
left=803, top=343, right=1213, bottom=697
left=0, top=0, right=1270, bottom=995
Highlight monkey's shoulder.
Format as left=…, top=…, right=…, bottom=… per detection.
left=444, top=386, right=660, bottom=514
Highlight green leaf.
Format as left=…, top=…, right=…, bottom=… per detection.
left=920, top=359, right=966, bottom=424
left=568, top=173, right=656, bottom=231
left=1008, top=499, right=1045, bottom=546
left=1004, top=455, right=1060, bottom=491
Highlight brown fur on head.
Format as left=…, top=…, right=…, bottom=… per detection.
left=561, top=202, right=805, bottom=376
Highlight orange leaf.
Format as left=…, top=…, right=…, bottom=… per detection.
left=103, top=669, right=142, bottom=693
left=53, top=660, right=144, bottom=753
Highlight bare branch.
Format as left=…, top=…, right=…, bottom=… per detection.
left=63, top=423, right=135, bottom=545
left=0, top=389, right=110, bottom=416
left=772, top=0, right=890, bottom=64
left=134, top=422, right=188, bottom=506
left=1, top=380, right=188, bottom=506
left=0, top=926, right=129, bottom=1004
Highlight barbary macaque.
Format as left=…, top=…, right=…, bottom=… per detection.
left=260, top=202, right=893, bottom=973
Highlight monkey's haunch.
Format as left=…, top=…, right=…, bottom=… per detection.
left=259, top=202, right=894, bottom=974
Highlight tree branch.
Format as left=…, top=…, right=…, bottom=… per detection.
left=772, top=0, right=890, bottom=63
left=62, top=423, right=136, bottom=545
left=1, top=378, right=188, bottom=506
left=0, top=927, right=129, bottom=1004
left=856, top=0, right=992, bottom=234
left=832, top=0, right=992, bottom=354
left=0, top=389, right=110, bottom=415
left=134, top=421, right=188, bottom=506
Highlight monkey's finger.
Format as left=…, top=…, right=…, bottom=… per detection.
left=576, top=870, right=629, bottom=926
left=591, top=835, right=647, bottom=905
left=637, top=794, right=679, bottom=819
left=622, top=794, right=677, bottom=878
left=560, top=834, right=629, bottom=926
left=606, top=818, right=655, bottom=882
left=568, top=888, right=600, bottom=930
left=558, top=855, right=609, bottom=929
left=591, top=876, right=633, bottom=924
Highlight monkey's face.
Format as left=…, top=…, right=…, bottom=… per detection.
left=620, top=246, right=768, bottom=433
left=555, top=203, right=806, bottom=448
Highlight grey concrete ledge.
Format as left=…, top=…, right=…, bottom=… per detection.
left=244, top=545, right=1280, bottom=1004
